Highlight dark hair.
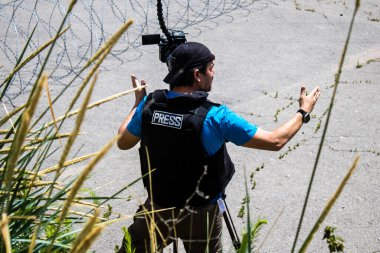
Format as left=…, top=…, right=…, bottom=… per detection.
left=169, top=62, right=208, bottom=90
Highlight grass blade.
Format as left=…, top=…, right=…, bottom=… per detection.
left=0, top=103, right=26, bottom=128
left=291, top=1, right=361, bottom=251
left=298, top=156, right=360, bottom=252
left=1, top=213, right=11, bottom=253
left=49, top=134, right=119, bottom=251
left=2, top=73, right=46, bottom=213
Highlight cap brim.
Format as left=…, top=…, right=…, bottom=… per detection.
left=163, top=71, right=175, bottom=84
left=163, top=68, right=185, bottom=84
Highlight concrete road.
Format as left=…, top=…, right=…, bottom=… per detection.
left=2, top=0, right=379, bottom=252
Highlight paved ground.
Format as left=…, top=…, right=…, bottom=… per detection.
left=86, top=1, right=380, bottom=252
left=2, top=0, right=380, bottom=252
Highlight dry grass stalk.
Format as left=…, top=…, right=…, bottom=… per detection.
left=2, top=74, right=48, bottom=165
left=56, top=134, right=119, bottom=243
left=27, top=180, right=59, bottom=187
left=257, top=206, right=285, bottom=253
left=0, top=168, right=37, bottom=176
left=28, top=227, right=38, bottom=253
left=0, top=133, right=72, bottom=145
left=43, top=75, right=61, bottom=146
left=0, top=146, right=39, bottom=154
left=44, top=85, right=146, bottom=129
left=3, top=73, right=45, bottom=195
left=68, top=0, right=78, bottom=12
left=72, top=199, right=102, bottom=208
left=8, top=215, right=37, bottom=220
left=291, top=1, right=361, bottom=251
left=84, top=19, right=134, bottom=69
left=71, top=224, right=105, bottom=253
left=367, top=57, right=380, bottom=63
left=69, top=209, right=100, bottom=253
left=44, top=74, right=99, bottom=252
left=141, top=146, right=163, bottom=252
left=299, top=156, right=360, bottom=253
left=55, top=72, right=98, bottom=177
left=0, top=130, right=11, bottom=134
left=2, top=103, right=17, bottom=133
left=2, top=27, right=70, bottom=85
left=1, top=213, right=11, bottom=253
left=39, top=152, right=97, bottom=175
left=0, top=103, right=26, bottom=128
left=84, top=86, right=146, bottom=110
left=49, top=207, right=106, bottom=221
left=29, top=133, right=72, bottom=145
left=69, top=19, right=133, bottom=114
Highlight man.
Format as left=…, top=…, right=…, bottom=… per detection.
left=117, top=42, right=320, bottom=252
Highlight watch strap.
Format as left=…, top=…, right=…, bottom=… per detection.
left=297, top=109, right=310, bottom=123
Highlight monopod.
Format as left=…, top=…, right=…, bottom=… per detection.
left=218, top=196, right=242, bottom=250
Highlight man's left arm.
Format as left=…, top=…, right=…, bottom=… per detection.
left=243, top=86, right=321, bottom=151
left=117, top=75, right=146, bottom=150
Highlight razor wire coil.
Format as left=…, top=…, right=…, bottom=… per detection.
left=0, top=0, right=262, bottom=104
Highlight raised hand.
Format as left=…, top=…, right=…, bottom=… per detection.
left=299, top=86, right=321, bottom=113
left=131, top=74, right=147, bottom=106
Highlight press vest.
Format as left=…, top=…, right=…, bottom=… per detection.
left=139, top=89, right=235, bottom=208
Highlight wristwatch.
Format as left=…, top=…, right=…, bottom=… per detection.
left=297, top=109, right=310, bottom=123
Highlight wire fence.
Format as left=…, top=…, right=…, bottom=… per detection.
left=0, top=0, right=267, bottom=104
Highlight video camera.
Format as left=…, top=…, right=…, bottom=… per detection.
left=142, top=30, right=187, bottom=63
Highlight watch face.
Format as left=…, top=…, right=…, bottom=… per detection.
left=304, top=113, right=310, bottom=123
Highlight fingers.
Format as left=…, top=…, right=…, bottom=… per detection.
left=309, top=87, right=321, bottom=103
left=309, top=86, right=320, bottom=96
left=131, top=74, right=147, bottom=88
left=300, top=86, right=306, bottom=96
left=131, top=74, right=138, bottom=88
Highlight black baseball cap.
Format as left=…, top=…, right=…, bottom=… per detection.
left=163, top=42, right=215, bottom=85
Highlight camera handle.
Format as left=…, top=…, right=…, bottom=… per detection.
left=156, top=0, right=173, bottom=44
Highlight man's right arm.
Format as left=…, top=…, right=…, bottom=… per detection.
left=117, top=75, right=146, bottom=150
left=243, top=86, right=321, bottom=151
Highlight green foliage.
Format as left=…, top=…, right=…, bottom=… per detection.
left=249, top=172, right=256, bottom=190
left=45, top=219, right=77, bottom=245
left=237, top=196, right=250, bottom=219
left=323, top=226, right=345, bottom=253
left=103, top=204, right=113, bottom=220
left=0, top=3, right=136, bottom=252
left=278, top=139, right=306, bottom=159
left=274, top=108, right=281, bottom=122
left=237, top=219, right=267, bottom=253
left=238, top=205, right=245, bottom=219
left=122, top=226, right=135, bottom=253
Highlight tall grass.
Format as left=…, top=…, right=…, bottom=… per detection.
left=0, top=1, right=139, bottom=252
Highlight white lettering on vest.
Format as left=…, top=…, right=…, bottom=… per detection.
left=151, top=110, right=183, bottom=129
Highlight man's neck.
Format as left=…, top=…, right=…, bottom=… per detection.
left=172, top=84, right=199, bottom=94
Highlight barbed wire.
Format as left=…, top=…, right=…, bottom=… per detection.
left=0, top=0, right=268, bottom=103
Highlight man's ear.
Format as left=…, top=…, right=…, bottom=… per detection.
left=193, top=68, right=201, bottom=82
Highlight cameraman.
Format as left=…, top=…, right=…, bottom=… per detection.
left=117, top=42, right=320, bottom=253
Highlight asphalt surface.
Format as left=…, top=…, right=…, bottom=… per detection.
left=3, top=0, right=380, bottom=252
left=89, top=1, right=380, bottom=252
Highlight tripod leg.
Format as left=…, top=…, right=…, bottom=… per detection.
left=217, top=198, right=241, bottom=250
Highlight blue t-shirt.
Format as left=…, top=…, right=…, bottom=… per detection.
left=127, top=91, right=257, bottom=156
